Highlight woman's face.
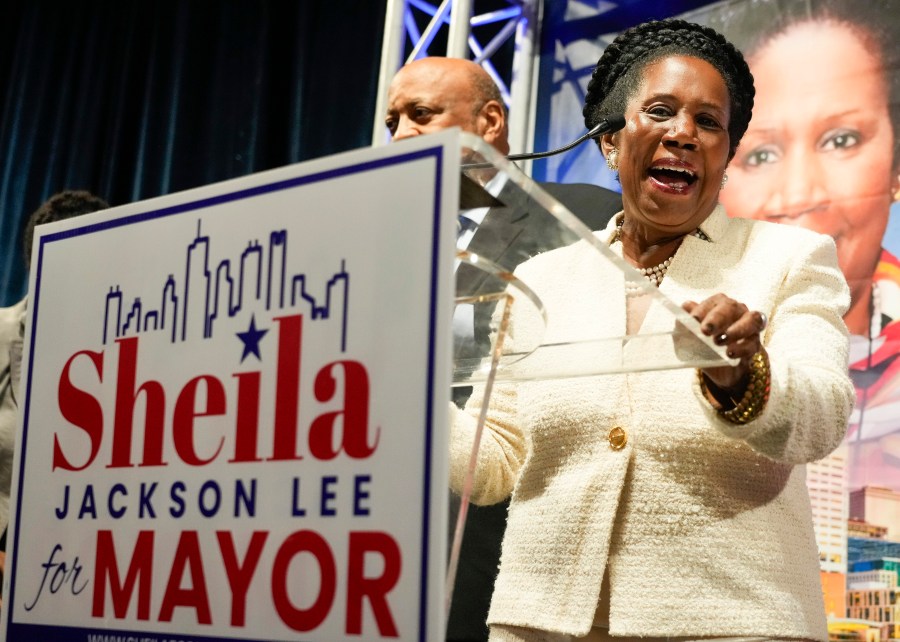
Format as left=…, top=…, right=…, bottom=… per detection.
left=720, top=21, right=898, bottom=288
left=605, top=55, right=732, bottom=239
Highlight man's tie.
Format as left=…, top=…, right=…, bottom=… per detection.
left=457, top=214, right=478, bottom=235
left=457, top=214, right=479, bottom=251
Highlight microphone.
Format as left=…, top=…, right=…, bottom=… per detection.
left=506, top=114, right=626, bottom=162
left=460, top=114, right=626, bottom=169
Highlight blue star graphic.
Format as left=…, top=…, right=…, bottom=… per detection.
left=236, top=314, right=268, bottom=363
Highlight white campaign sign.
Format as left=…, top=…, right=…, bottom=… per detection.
left=1, top=130, right=459, bottom=641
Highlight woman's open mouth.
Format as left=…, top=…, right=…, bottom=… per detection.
left=648, top=165, right=698, bottom=193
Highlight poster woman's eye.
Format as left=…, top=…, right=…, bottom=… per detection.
left=741, top=145, right=781, bottom=168
left=820, top=129, right=861, bottom=152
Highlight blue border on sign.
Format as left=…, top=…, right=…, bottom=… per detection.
left=6, top=145, right=447, bottom=642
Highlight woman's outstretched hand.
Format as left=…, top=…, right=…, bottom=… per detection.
left=683, top=294, right=768, bottom=392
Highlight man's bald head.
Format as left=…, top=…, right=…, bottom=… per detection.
left=385, top=57, right=509, bottom=154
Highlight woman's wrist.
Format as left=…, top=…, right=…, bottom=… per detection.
left=700, top=372, right=746, bottom=411
left=698, top=350, right=771, bottom=424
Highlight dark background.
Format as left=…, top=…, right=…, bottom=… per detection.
left=0, top=0, right=388, bottom=305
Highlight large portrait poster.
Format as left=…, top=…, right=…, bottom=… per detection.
left=534, top=0, right=900, bottom=629
left=1, top=130, right=458, bottom=641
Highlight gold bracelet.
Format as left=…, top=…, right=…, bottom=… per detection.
left=698, top=350, right=771, bottom=425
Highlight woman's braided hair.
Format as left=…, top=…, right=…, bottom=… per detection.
left=583, top=18, right=755, bottom=157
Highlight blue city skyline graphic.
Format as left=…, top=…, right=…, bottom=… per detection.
left=101, top=220, right=350, bottom=353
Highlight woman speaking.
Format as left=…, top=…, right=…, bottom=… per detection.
left=450, top=18, right=855, bottom=642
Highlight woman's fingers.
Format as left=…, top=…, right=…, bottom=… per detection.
left=684, top=296, right=764, bottom=343
left=684, top=295, right=767, bottom=390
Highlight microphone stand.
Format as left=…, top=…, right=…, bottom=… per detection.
left=460, top=114, right=625, bottom=170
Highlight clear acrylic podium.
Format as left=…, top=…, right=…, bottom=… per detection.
left=445, top=133, right=736, bottom=620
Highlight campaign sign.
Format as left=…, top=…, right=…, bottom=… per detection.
left=1, top=130, right=458, bottom=641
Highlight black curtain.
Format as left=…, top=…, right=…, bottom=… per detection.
left=0, top=0, right=388, bottom=306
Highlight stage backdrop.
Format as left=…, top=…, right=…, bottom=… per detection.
left=1, top=129, right=459, bottom=641
left=533, top=0, right=900, bottom=625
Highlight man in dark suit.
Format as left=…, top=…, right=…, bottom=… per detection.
left=386, top=57, right=622, bottom=642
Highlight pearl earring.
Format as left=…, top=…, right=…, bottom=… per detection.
left=606, top=148, right=619, bottom=171
left=721, top=173, right=729, bottom=189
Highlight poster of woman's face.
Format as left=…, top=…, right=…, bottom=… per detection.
left=715, top=5, right=899, bottom=333
left=697, top=0, right=900, bottom=496
left=721, top=20, right=896, bottom=324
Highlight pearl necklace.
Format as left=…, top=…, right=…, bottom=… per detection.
left=612, top=219, right=675, bottom=287
left=637, top=257, right=672, bottom=286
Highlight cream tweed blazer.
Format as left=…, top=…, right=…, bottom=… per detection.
left=450, top=205, right=854, bottom=640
